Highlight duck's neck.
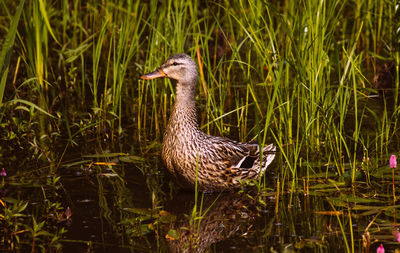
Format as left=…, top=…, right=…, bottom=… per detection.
left=168, top=81, right=200, bottom=133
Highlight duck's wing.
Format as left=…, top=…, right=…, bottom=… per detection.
left=194, top=135, right=276, bottom=190
left=231, top=143, right=275, bottom=172
left=208, top=136, right=274, bottom=170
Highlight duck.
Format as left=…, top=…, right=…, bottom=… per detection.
left=141, top=53, right=276, bottom=192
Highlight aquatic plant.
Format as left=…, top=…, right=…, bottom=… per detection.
left=0, top=168, right=6, bottom=177
left=390, top=155, right=397, bottom=168
left=376, top=244, right=385, bottom=253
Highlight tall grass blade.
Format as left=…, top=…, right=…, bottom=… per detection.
left=38, top=0, right=59, bottom=45
left=0, top=0, right=25, bottom=107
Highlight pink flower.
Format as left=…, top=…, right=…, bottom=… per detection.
left=377, top=244, right=384, bottom=253
left=397, top=232, right=400, bottom=243
left=0, top=168, right=6, bottom=177
left=390, top=155, right=397, bottom=169
left=65, top=207, right=72, bottom=219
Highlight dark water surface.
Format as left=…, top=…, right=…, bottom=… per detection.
left=1, top=115, right=400, bottom=252
left=3, top=147, right=399, bottom=252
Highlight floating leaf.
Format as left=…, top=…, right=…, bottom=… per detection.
left=343, top=196, right=381, bottom=203
left=166, top=229, right=179, bottom=240
left=159, top=210, right=170, bottom=216
left=98, top=173, right=118, bottom=178
left=352, top=205, right=395, bottom=211
left=328, top=195, right=381, bottom=205
left=119, top=155, right=146, bottom=163
left=123, top=207, right=155, bottom=216
left=359, top=209, right=381, bottom=216
left=62, top=160, right=92, bottom=168
left=315, top=211, right=344, bottom=216
left=158, top=210, right=176, bottom=223
left=132, top=223, right=152, bottom=236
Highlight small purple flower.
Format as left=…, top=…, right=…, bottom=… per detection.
left=0, top=168, right=6, bottom=177
left=390, top=155, right=397, bottom=169
left=65, top=207, right=72, bottom=219
left=377, top=244, right=385, bottom=253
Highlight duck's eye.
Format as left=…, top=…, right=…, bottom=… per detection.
left=172, top=62, right=178, bottom=66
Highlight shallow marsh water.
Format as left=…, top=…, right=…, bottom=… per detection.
left=2, top=129, right=400, bottom=252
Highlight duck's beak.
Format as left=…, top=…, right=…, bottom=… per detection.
left=140, top=69, right=167, bottom=80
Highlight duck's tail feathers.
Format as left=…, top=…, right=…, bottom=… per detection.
left=260, top=144, right=276, bottom=174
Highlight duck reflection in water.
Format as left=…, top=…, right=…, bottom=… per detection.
left=164, top=192, right=259, bottom=252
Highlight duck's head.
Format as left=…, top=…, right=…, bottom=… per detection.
left=141, top=53, right=198, bottom=85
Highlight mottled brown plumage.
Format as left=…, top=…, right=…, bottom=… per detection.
left=141, top=53, right=276, bottom=192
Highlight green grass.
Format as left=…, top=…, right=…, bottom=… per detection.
left=0, top=0, right=400, bottom=251
left=0, top=0, right=399, bottom=200
left=0, top=0, right=398, bottom=194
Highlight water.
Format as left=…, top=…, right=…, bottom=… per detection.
left=2, top=134, right=399, bottom=252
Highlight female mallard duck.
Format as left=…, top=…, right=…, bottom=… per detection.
left=141, top=53, right=276, bottom=192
